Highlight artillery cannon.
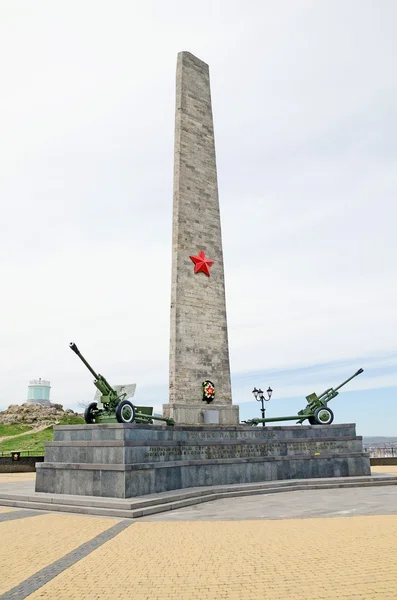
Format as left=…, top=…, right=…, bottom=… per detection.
left=243, top=368, right=364, bottom=426
left=69, top=342, right=175, bottom=426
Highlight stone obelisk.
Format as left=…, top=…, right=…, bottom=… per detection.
left=163, top=51, right=239, bottom=425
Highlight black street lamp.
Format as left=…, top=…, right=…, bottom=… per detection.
left=252, top=386, right=273, bottom=426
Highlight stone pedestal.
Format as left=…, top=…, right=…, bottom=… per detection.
left=162, top=403, right=239, bottom=426
left=36, top=423, right=371, bottom=499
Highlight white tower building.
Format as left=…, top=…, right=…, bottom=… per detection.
left=27, top=378, right=51, bottom=406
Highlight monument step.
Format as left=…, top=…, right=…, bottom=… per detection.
left=1, top=474, right=395, bottom=510
left=1, top=475, right=396, bottom=518
left=46, top=434, right=363, bottom=447
left=37, top=450, right=370, bottom=471
left=51, top=422, right=359, bottom=443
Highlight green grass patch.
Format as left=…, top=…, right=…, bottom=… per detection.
left=57, top=414, right=85, bottom=425
left=0, top=427, right=53, bottom=454
left=0, top=424, right=33, bottom=437
left=0, top=414, right=85, bottom=455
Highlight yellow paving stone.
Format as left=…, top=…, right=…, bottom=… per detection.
left=0, top=472, right=36, bottom=482
left=27, top=515, right=397, bottom=600
left=0, top=506, right=16, bottom=513
left=371, top=465, right=397, bottom=474
left=0, top=513, right=120, bottom=595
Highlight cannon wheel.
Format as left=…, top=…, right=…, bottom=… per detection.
left=115, top=399, right=136, bottom=424
left=308, top=416, right=316, bottom=425
left=84, top=402, right=98, bottom=424
left=313, top=406, right=334, bottom=425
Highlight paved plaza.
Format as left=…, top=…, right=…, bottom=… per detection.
left=0, top=468, right=396, bottom=599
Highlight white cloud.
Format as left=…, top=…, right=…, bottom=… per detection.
left=233, top=362, right=397, bottom=404
left=0, top=1, right=396, bottom=418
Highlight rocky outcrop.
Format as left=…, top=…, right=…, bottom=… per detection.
left=0, top=403, right=81, bottom=427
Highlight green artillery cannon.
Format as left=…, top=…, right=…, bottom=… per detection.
left=243, top=368, right=364, bottom=426
left=69, top=342, right=175, bottom=426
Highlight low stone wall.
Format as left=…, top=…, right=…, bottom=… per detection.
left=0, top=456, right=44, bottom=473
left=370, top=457, right=397, bottom=466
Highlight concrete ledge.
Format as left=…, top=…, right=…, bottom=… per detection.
left=1, top=475, right=397, bottom=519
left=5, top=474, right=397, bottom=509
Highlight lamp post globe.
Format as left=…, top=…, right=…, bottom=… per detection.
left=252, top=386, right=273, bottom=426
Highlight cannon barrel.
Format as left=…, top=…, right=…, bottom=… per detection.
left=316, top=368, right=364, bottom=402
left=69, top=342, right=100, bottom=380
left=333, top=368, right=364, bottom=392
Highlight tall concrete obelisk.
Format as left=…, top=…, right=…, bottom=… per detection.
left=163, top=52, right=239, bottom=425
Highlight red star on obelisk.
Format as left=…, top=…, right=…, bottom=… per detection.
left=189, top=250, right=214, bottom=277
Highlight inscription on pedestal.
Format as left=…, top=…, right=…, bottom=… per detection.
left=146, top=440, right=349, bottom=460
left=185, top=430, right=276, bottom=440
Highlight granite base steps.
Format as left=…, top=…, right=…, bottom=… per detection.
left=1, top=474, right=397, bottom=519
left=35, top=423, right=372, bottom=498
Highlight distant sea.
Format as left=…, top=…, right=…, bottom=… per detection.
left=363, top=436, right=397, bottom=445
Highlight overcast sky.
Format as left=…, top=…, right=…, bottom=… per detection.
left=1, top=1, right=396, bottom=434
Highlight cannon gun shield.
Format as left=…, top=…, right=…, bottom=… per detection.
left=93, top=384, right=136, bottom=405
left=69, top=342, right=174, bottom=426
